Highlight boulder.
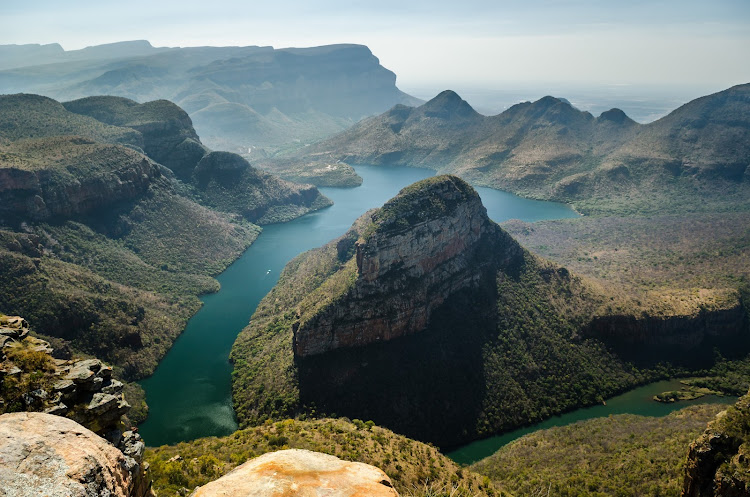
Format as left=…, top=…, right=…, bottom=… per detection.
left=190, top=449, right=398, bottom=497
left=0, top=412, right=136, bottom=497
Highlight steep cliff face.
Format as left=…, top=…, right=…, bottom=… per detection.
left=683, top=391, right=750, bottom=496
left=293, top=175, right=521, bottom=357
left=232, top=176, right=635, bottom=446
left=585, top=298, right=748, bottom=365
left=0, top=137, right=163, bottom=222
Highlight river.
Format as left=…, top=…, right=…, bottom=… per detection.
left=446, top=380, right=736, bottom=465
left=138, top=164, right=590, bottom=446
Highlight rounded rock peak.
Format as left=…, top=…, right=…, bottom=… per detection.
left=372, top=175, right=484, bottom=234
left=421, top=90, right=478, bottom=118
left=598, top=108, right=634, bottom=124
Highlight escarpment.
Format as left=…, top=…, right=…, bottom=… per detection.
left=232, top=175, right=640, bottom=446
left=0, top=93, right=330, bottom=379
left=0, top=137, right=163, bottom=222
left=293, top=175, right=522, bottom=357
left=585, top=298, right=749, bottom=366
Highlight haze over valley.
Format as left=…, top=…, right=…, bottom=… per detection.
left=1, top=1, right=750, bottom=496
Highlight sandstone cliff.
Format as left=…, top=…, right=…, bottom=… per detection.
left=584, top=299, right=748, bottom=366
left=683, top=391, right=750, bottom=496
left=190, top=449, right=398, bottom=497
left=0, top=136, right=163, bottom=222
left=231, top=176, right=639, bottom=446
left=293, top=175, right=522, bottom=357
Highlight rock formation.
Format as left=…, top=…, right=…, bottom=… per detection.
left=0, top=138, right=163, bottom=222
left=683, top=390, right=750, bottom=496
left=584, top=301, right=748, bottom=366
left=190, top=449, right=398, bottom=497
left=293, top=175, right=521, bottom=357
left=232, top=175, right=628, bottom=446
left=1, top=315, right=132, bottom=440
left=0, top=412, right=151, bottom=497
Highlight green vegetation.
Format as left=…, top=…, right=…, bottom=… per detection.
left=0, top=135, right=144, bottom=171
left=0, top=184, right=258, bottom=380
left=472, top=404, right=726, bottom=497
left=192, top=151, right=334, bottom=225
left=63, top=96, right=191, bottom=128
left=371, top=175, right=478, bottom=235
left=256, top=157, right=364, bottom=187
left=653, top=388, right=716, bottom=403
left=685, top=356, right=750, bottom=397
left=230, top=179, right=652, bottom=446
left=145, top=417, right=505, bottom=497
left=0, top=94, right=140, bottom=146
left=0, top=338, right=57, bottom=414
left=502, top=212, right=750, bottom=326
left=0, top=91, right=336, bottom=387
left=683, top=390, right=750, bottom=494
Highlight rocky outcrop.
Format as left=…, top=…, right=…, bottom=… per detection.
left=0, top=412, right=151, bottom=497
left=1, top=316, right=132, bottom=439
left=0, top=139, right=163, bottom=222
left=683, top=391, right=750, bottom=496
left=190, top=449, right=397, bottom=497
left=233, top=175, right=558, bottom=446
left=293, top=175, right=522, bottom=357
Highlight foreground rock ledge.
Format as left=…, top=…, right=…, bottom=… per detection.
left=190, top=448, right=399, bottom=497
left=0, top=412, right=145, bottom=497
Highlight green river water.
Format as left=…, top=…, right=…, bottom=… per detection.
left=138, top=165, right=731, bottom=460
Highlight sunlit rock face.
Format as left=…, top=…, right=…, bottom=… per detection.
left=0, top=412, right=151, bottom=497
left=190, top=449, right=398, bottom=497
left=293, top=175, right=522, bottom=357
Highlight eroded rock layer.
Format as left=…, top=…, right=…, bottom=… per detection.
left=293, top=175, right=521, bottom=357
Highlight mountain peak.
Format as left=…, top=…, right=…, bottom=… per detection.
left=372, top=175, right=482, bottom=235
left=598, top=108, right=635, bottom=125
left=534, top=95, right=567, bottom=109
left=420, top=90, right=479, bottom=119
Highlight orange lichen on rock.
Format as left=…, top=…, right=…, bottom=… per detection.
left=191, top=448, right=398, bottom=497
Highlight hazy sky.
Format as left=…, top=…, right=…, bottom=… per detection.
left=2, top=0, right=749, bottom=89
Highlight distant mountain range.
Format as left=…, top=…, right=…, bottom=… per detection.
left=282, top=84, right=750, bottom=215
left=0, top=40, right=421, bottom=153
